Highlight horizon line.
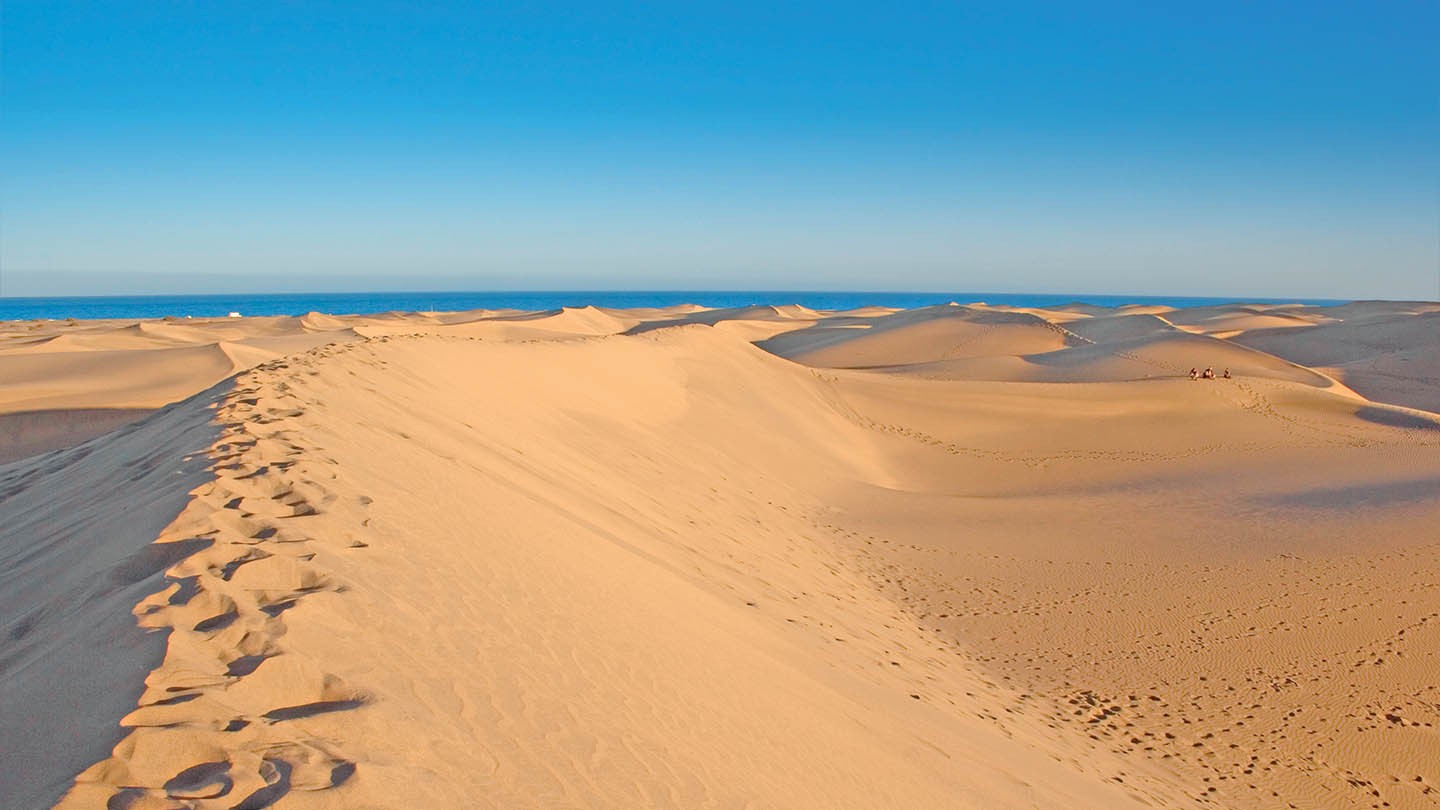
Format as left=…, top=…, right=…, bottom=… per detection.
left=0, top=288, right=1370, bottom=304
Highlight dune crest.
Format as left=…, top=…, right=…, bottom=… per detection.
left=49, top=331, right=1154, bottom=809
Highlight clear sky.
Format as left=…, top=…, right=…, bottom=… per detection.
left=3, top=2, right=1437, bottom=299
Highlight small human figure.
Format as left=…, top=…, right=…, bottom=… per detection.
left=1202, top=366, right=1215, bottom=379
left=1189, top=367, right=1199, bottom=380
left=1222, top=368, right=1231, bottom=379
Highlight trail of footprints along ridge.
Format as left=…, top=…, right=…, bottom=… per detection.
left=62, top=345, right=373, bottom=810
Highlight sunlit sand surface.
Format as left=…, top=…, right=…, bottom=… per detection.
left=3, top=300, right=1438, bottom=809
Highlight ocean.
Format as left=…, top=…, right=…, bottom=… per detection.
left=0, top=290, right=1346, bottom=322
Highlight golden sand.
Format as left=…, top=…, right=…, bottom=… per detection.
left=2, top=301, right=1437, bottom=809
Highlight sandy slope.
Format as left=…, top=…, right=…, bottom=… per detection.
left=0, top=317, right=355, bottom=462
left=42, top=333, right=1150, bottom=810
left=0, top=390, right=225, bottom=809
left=825, top=369, right=1440, bottom=809
left=1231, top=305, right=1440, bottom=413
left=2, top=300, right=1438, bottom=809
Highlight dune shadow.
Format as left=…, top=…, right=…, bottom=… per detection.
left=108, top=537, right=213, bottom=589
left=1354, top=405, right=1440, bottom=431
left=230, top=759, right=291, bottom=810
left=1253, top=476, right=1440, bottom=510
left=262, top=699, right=366, bottom=722
left=0, top=408, right=153, bottom=465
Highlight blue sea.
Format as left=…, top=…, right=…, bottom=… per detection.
left=0, top=291, right=1346, bottom=322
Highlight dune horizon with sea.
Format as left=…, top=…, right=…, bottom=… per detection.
left=3, top=296, right=1438, bottom=809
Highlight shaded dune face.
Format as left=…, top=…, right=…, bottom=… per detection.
left=0, top=389, right=226, bottom=810
left=0, top=407, right=153, bottom=464
left=1, top=300, right=1437, bottom=810
left=1231, top=308, right=1440, bottom=413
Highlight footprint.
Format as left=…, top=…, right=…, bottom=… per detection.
left=218, top=549, right=271, bottom=581
left=225, top=654, right=271, bottom=677
left=193, top=603, right=239, bottom=633
left=230, top=758, right=291, bottom=810
left=262, top=699, right=366, bottom=722
left=163, top=760, right=232, bottom=800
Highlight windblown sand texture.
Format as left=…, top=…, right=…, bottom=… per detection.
left=2, top=300, right=1438, bottom=809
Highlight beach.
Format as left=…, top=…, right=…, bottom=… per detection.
left=3, top=300, right=1438, bottom=809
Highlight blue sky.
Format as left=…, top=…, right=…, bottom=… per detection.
left=3, top=2, right=1437, bottom=298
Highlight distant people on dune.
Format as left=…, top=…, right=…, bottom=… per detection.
left=1190, top=366, right=1232, bottom=380
left=1202, top=367, right=1215, bottom=379
left=1190, top=367, right=1199, bottom=380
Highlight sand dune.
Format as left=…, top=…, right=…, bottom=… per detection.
left=623, top=303, right=824, bottom=338
left=0, top=344, right=265, bottom=413
left=1162, top=305, right=1332, bottom=338
left=1060, top=312, right=1179, bottom=342
left=1233, top=308, right=1440, bottom=413
left=761, top=306, right=1351, bottom=390
left=760, top=305, right=1076, bottom=368
left=2, top=299, right=1438, bottom=809
left=0, top=317, right=358, bottom=462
